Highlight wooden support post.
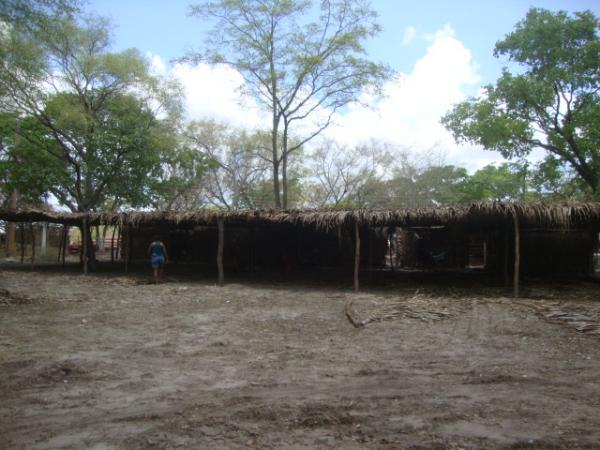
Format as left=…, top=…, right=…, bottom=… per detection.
left=389, top=229, right=395, bottom=272
left=115, top=225, right=122, bottom=261
left=40, top=222, right=47, bottom=257
left=19, top=223, right=25, bottom=264
left=217, top=217, right=225, bottom=286
left=354, top=221, right=360, bottom=292
left=57, top=226, right=64, bottom=263
left=95, top=224, right=101, bottom=252
left=368, top=228, right=373, bottom=282
left=62, top=226, right=68, bottom=267
left=30, top=223, right=35, bottom=270
left=82, top=217, right=88, bottom=275
left=110, top=225, right=117, bottom=263
left=512, top=209, right=520, bottom=298
left=503, top=225, right=509, bottom=286
left=125, top=224, right=133, bottom=273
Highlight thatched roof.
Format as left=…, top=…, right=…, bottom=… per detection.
left=1, top=202, right=600, bottom=231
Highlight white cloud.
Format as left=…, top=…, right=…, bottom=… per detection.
left=424, top=22, right=455, bottom=42
left=147, top=53, right=266, bottom=129
left=147, top=52, right=167, bottom=76
left=401, top=26, right=416, bottom=46
left=171, top=62, right=266, bottom=128
left=322, top=24, right=505, bottom=172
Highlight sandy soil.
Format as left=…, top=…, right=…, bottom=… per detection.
left=1, top=265, right=600, bottom=450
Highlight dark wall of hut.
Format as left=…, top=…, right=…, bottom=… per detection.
left=124, top=222, right=389, bottom=273
left=482, top=228, right=597, bottom=279
left=520, top=230, right=596, bottom=277
left=122, top=222, right=597, bottom=279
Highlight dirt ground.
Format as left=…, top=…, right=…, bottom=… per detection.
left=1, top=264, right=600, bottom=450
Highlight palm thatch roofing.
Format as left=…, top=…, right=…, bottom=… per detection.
left=1, top=202, right=600, bottom=231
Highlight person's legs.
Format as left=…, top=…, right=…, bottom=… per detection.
left=151, top=256, right=161, bottom=283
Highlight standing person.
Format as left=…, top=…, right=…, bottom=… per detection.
left=147, top=235, right=168, bottom=283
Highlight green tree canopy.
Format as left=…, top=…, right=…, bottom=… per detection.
left=0, top=0, right=80, bottom=24
left=0, top=13, right=184, bottom=212
left=413, top=165, right=470, bottom=206
left=461, top=163, right=525, bottom=202
left=442, top=8, right=600, bottom=198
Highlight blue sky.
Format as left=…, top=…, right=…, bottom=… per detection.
left=87, top=0, right=600, bottom=171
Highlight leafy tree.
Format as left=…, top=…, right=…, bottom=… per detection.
left=187, top=0, right=390, bottom=208
left=528, top=156, right=587, bottom=200
left=149, top=141, right=213, bottom=211
left=442, top=8, right=600, bottom=197
left=0, top=13, right=188, bottom=268
left=0, top=15, right=183, bottom=212
left=461, top=163, right=524, bottom=202
left=0, top=113, right=66, bottom=207
left=0, top=0, right=80, bottom=25
left=0, top=0, right=81, bottom=255
left=0, top=113, right=18, bottom=207
left=413, top=165, right=470, bottom=206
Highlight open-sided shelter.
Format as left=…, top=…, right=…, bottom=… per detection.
left=1, top=202, right=599, bottom=296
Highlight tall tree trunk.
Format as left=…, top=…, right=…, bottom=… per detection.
left=282, top=152, right=288, bottom=210
left=272, top=150, right=281, bottom=208
left=281, top=122, right=289, bottom=209
left=271, top=110, right=281, bottom=208
left=270, top=53, right=282, bottom=209
left=6, top=190, right=18, bottom=257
